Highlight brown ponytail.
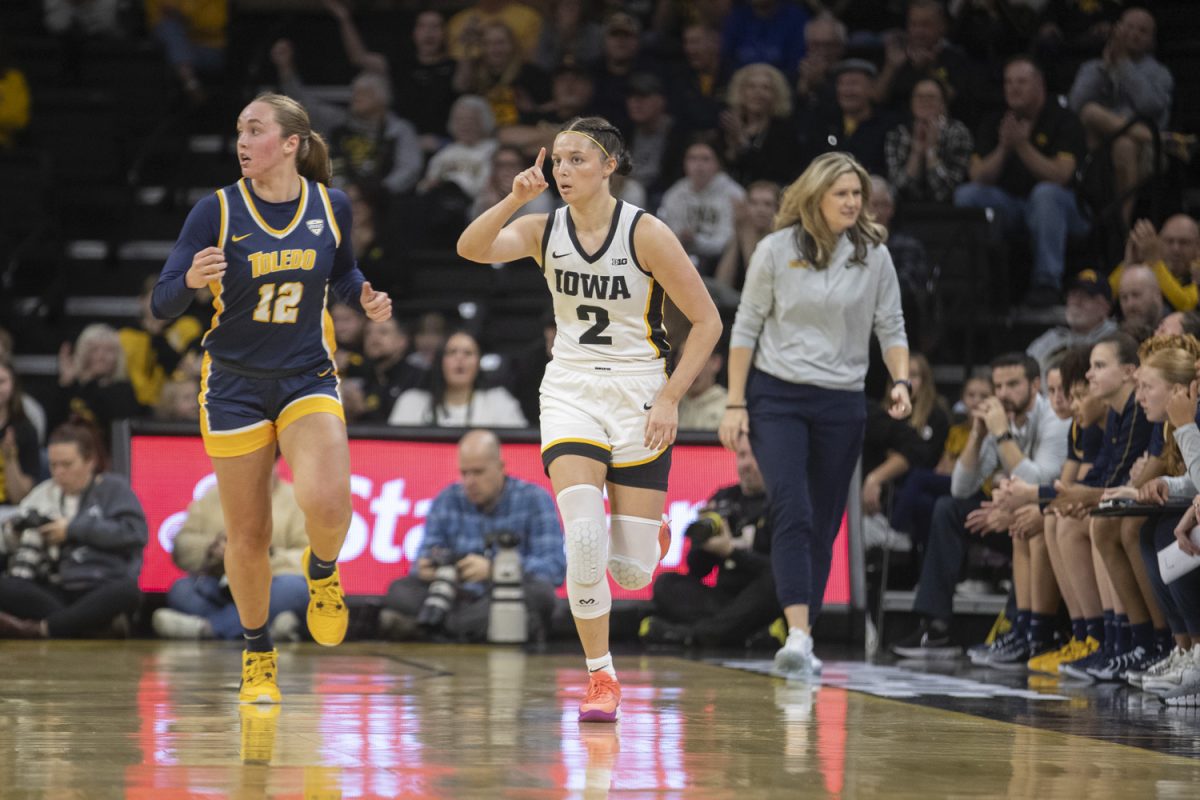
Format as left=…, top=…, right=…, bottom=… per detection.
left=251, top=92, right=332, bottom=185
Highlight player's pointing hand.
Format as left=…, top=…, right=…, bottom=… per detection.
left=361, top=281, right=392, bottom=322
left=511, top=147, right=548, bottom=205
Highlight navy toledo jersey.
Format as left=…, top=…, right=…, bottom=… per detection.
left=204, top=177, right=342, bottom=372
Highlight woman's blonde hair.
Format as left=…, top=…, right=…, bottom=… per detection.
left=728, top=63, right=792, bottom=118
left=775, top=152, right=886, bottom=269
left=907, top=353, right=943, bottom=432
left=251, top=92, right=331, bottom=184
left=1138, top=334, right=1200, bottom=476
left=74, top=323, right=128, bottom=383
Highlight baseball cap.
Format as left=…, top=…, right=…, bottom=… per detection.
left=829, top=58, right=879, bottom=80
left=1068, top=269, right=1112, bottom=302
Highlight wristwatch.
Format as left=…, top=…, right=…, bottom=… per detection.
left=894, top=379, right=912, bottom=394
left=996, top=431, right=1015, bottom=443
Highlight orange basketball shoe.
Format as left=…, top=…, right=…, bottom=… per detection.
left=579, top=671, right=622, bottom=723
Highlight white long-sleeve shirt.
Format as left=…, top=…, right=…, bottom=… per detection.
left=730, top=229, right=907, bottom=391
left=951, top=394, right=1071, bottom=498
left=657, top=172, right=746, bottom=260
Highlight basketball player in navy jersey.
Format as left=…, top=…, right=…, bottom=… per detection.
left=458, top=117, right=722, bottom=721
left=153, top=93, right=392, bottom=704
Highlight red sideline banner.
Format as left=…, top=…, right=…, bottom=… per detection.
left=130, top=434, right=850, bottom=605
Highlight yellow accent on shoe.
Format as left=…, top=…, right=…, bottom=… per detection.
left=304, top=546, right=349, bottom=647
left=638, top=616, right=652, bottom=639
left=1029, top=638, right=1082, bottom=674
left=983, top=611, right=1011, bottom=646
left=239, top=702, right=281, bottom=764
left=769, top=617, right=788, bottom=647
left=238, top=648, right=281, bottom=705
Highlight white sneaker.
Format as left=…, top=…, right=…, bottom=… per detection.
left=152, top=608, right=214, bottom=640
left=269, top=610, right=302, bottom=643
left=774, top=628, right=820, bottom=676
left=1138, top=647, right=1189, bottom=692
left=1159, top=645, right=1200, bottom=706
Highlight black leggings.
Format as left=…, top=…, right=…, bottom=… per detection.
left=0, top=576, right=141, bottom=637
left=1139, top=515, right=1200, bottom=636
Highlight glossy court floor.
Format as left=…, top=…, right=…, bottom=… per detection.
left=1, top=642, right=1198, bottom=798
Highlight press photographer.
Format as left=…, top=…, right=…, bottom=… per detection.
left=379, top=430, right=566, bottom=642
left=642, top=432, right=780, bottom=647
left=0, top=420, right=146, bottom=639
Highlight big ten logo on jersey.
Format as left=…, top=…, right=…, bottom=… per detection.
left=248, top=249, right=318, bottom=278
left=553, top=268, right=632, bottom=300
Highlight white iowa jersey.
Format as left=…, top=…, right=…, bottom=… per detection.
left=541, top=200, right=669, bottom=373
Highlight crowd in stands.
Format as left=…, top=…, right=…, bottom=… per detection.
left=0, top=0, right=1198, bottom=704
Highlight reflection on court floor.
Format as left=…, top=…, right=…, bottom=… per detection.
left=0, top=641, right=1197, bottom=799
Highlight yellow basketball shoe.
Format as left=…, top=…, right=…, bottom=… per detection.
left=304, top=546, right=349, bottom=647
left=239, top=648, right=281, bottom=705
left=239, top=702, right=281, bottom=765
left=1029, top=637, right=1089, bottom=675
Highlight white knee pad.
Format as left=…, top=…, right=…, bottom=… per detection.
left=557, top=484, right=611, bottom=619
left=607, top=515, right=662, bottom=591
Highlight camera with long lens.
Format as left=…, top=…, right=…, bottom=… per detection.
left=487, top=529, right=526, bottom=644
left=417, top=546, right=460, bottom=633
left=684, top=497, right=737, bottom=548
left=5, top=509, right=55, bottom=582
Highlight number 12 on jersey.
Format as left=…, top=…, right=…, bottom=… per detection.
left=253, top=282, right=303, bottom=324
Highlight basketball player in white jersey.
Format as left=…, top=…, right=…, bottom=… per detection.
left=458, top=117, right=722, bottom=721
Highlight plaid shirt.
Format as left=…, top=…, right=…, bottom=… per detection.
left=419, top=476, right=565, bottom=586
left=884, top=119, right=973, bottom=204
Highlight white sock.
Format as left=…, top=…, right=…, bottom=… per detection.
left=586, top=652, right=617, bottom=679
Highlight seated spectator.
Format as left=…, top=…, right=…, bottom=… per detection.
left=890, top=373, right=994, bottom=549
left=891, top=353, right=1070, bottom=657
left=1108, top=215, right=1200, bottom=313
left=721, top=0, right=808, bottom=75
left=323, top=3, right=456, bottom=156
left=379, top=430, right=564, bottom=642
left=153, top=376, right=199, bottom=422
left=453, top=20, right=550, bottom=129
left=885, top=78, right=973, bottom=205
left=720, top=62, right=801, bottom=185
left=1157, top=310, right=1200, bottom=338
left=658, top=138, right=746, bottom=275
left=1118, top=263, right=1167, bottom=334
left=446, top=0, right=544, bottom=64
left=0, top=329, right=46, bottom=445
left=803, top=59, right=892, bottom=177
left=119, top=275, right=203, bottom=410
left=794, top=12, right=846, bottom=114
left=272, top=39, right=422, bottom=197
left=330, top=300, right=366, bottom=377
left=533, top=0, right=602, bottom=72
left=418, top=96, right=499, bottom=244
left=152, top=464, right=309, bottom=642
left=0, top=421, right=145, bottom=639
left=355, top=317, right=425, bottom=424
left=1026, top=270, right=1118, bottom=376
left=641, top=432, right=779, bottom=647
left=409, top=311, right=449, bottom=372
left=861, top=353, right=950, bottom=518
left=0, top=45, right=30, bottom=149
left=678, top=344, right=727, bottom=431
left=389, top=330, right=527, bottom=428
left=874, top=0, right=978, bottom=127
left=954, top=56, right=1089, bottom=308
left=498, top=65, right=595, bottom=159
left=1068, top=7, right=1173, bottom=224
left=672, top=22, right=730, bottom=131
left=472, top=145, right=555, bottom=223
left=589, top=12, right=658, bottom=130
left=145, top=0, right=227, bottom=105
left=0, top=360, right=38, bottom=507
left=52, top=323, right=143, bottom=438
left=714, top=180, right=780, bottom=293
left=623, top=73, right=688, bottom=207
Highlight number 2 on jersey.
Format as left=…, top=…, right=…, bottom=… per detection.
left=576, top=304, right=613, bottom=345
left=253, top=282, right=303, bottom=324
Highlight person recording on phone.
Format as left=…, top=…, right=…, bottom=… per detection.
left=379, top=429, right=565, bottom=642
left=641, top=432, right=779, bottom=647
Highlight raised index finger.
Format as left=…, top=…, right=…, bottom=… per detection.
left=534, top=146, right=545, bottom=170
